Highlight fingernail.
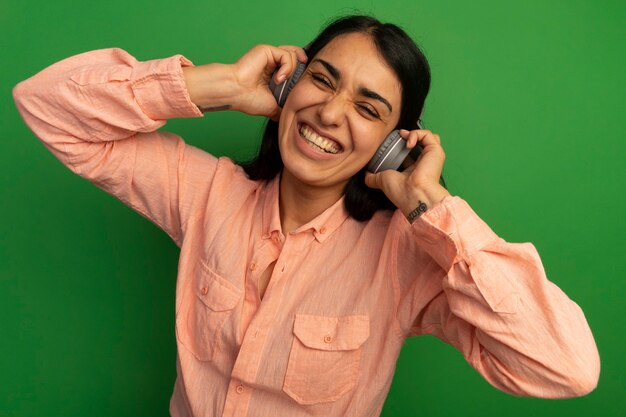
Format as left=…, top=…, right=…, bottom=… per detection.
left=277, top=73, right=286, bottom=83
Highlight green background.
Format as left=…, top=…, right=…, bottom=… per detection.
left=1, top=0, right=624, bottom=416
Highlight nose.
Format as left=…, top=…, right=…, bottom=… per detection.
left=317, top=92, right=348, bottom=127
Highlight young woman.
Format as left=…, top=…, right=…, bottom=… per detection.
left=14, top=15, right=599, bottom=417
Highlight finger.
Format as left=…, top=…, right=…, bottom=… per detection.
left=408, top=130, right=421, bottom=148
left=399, top=129, right=421, bottom=149
left=282, top=47, right=297, bottom=66
left=406, top=129, right=440, bottom=148
left=274, top=46, right=304, bottom=84
left=420, top=132, right=441, bottom=148
left=364, top=172, right=383, bottom=190
left=274, top=52, right=294, bottom=83
left=265, top=46, right=295, bottom=83
left=279, top=45, right=308, bottom=64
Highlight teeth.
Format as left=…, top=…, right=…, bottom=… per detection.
left=299, top=124, right=339, bottom=154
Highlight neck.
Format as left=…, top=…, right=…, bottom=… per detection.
left=279, top=170, right=345, bottom=234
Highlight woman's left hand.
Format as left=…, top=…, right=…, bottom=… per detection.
left=364, top=129, right=451, bottom=221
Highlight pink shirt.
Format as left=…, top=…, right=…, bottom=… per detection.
left=13, top=48, right=600, bottom=417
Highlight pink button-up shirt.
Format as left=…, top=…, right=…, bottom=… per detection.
left=13, top=48, right=600, bottom=417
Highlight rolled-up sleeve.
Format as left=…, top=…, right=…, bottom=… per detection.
left=13, top=48, right=215, bottom=247
left=394, top=196, right=600, bottom=398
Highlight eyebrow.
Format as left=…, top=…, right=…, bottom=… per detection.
left=313, top=58, right=393, bottom=113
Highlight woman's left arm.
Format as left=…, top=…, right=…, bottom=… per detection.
left=367, top=130, right=600, bottom=398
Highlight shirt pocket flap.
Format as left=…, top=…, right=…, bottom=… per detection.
left=293, top=314, right=370, bottom=351
left=70, top=64, right=132, bottom=86
left=195, top=267, right=241, bottom=312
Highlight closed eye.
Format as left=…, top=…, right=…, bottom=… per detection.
left=310, top=72, right=334, bottom=89
left=357, top=103, right=380, bottom=119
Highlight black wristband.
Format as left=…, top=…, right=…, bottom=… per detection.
left=406, top=200, right=428, bottom=223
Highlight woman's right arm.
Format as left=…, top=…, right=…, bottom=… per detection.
left=182, top=44, right=307, bottom=118
left=13, top=46, right=304, bottom=245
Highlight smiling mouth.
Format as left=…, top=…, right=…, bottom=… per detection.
left=298, top=123, right=342, bottom=154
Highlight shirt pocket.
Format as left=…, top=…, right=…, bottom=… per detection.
left=175, top=264, right=241, bottom=362
left=283, top=314, right=370, bottom=405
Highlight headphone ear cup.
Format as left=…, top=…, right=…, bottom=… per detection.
left=366, top=130, right=411, bottom=173
left=269, top=62, right=307, bottom=107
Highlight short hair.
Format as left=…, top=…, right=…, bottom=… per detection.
left=240, top=15, right=434, bottom=221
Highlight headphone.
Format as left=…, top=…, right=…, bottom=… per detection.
left=269, top=62, right=423, bottom=173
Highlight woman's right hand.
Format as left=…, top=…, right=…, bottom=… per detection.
left=182, top=44, right=307, bottom=120
left=232, top=44, right=307, bottom=119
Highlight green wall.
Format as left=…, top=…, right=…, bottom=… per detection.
left=1, top=1, right=624, bottom=416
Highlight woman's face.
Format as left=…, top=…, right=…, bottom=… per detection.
left=278, top=32, right=402, bottom=193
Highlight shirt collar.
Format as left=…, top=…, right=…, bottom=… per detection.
left=261, top=175, right=349, bottom=243
left=262, top=176, right=283, bottom=240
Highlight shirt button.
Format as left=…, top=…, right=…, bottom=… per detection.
left=320, top=226, right=327, bottom=234
left=324, top=335, right=333, bottom=344
left=200, top=287, right=208, bottom=295
left=235, top=384, right=244, bottom=394
left=249, top=262, right=257, bottom=271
